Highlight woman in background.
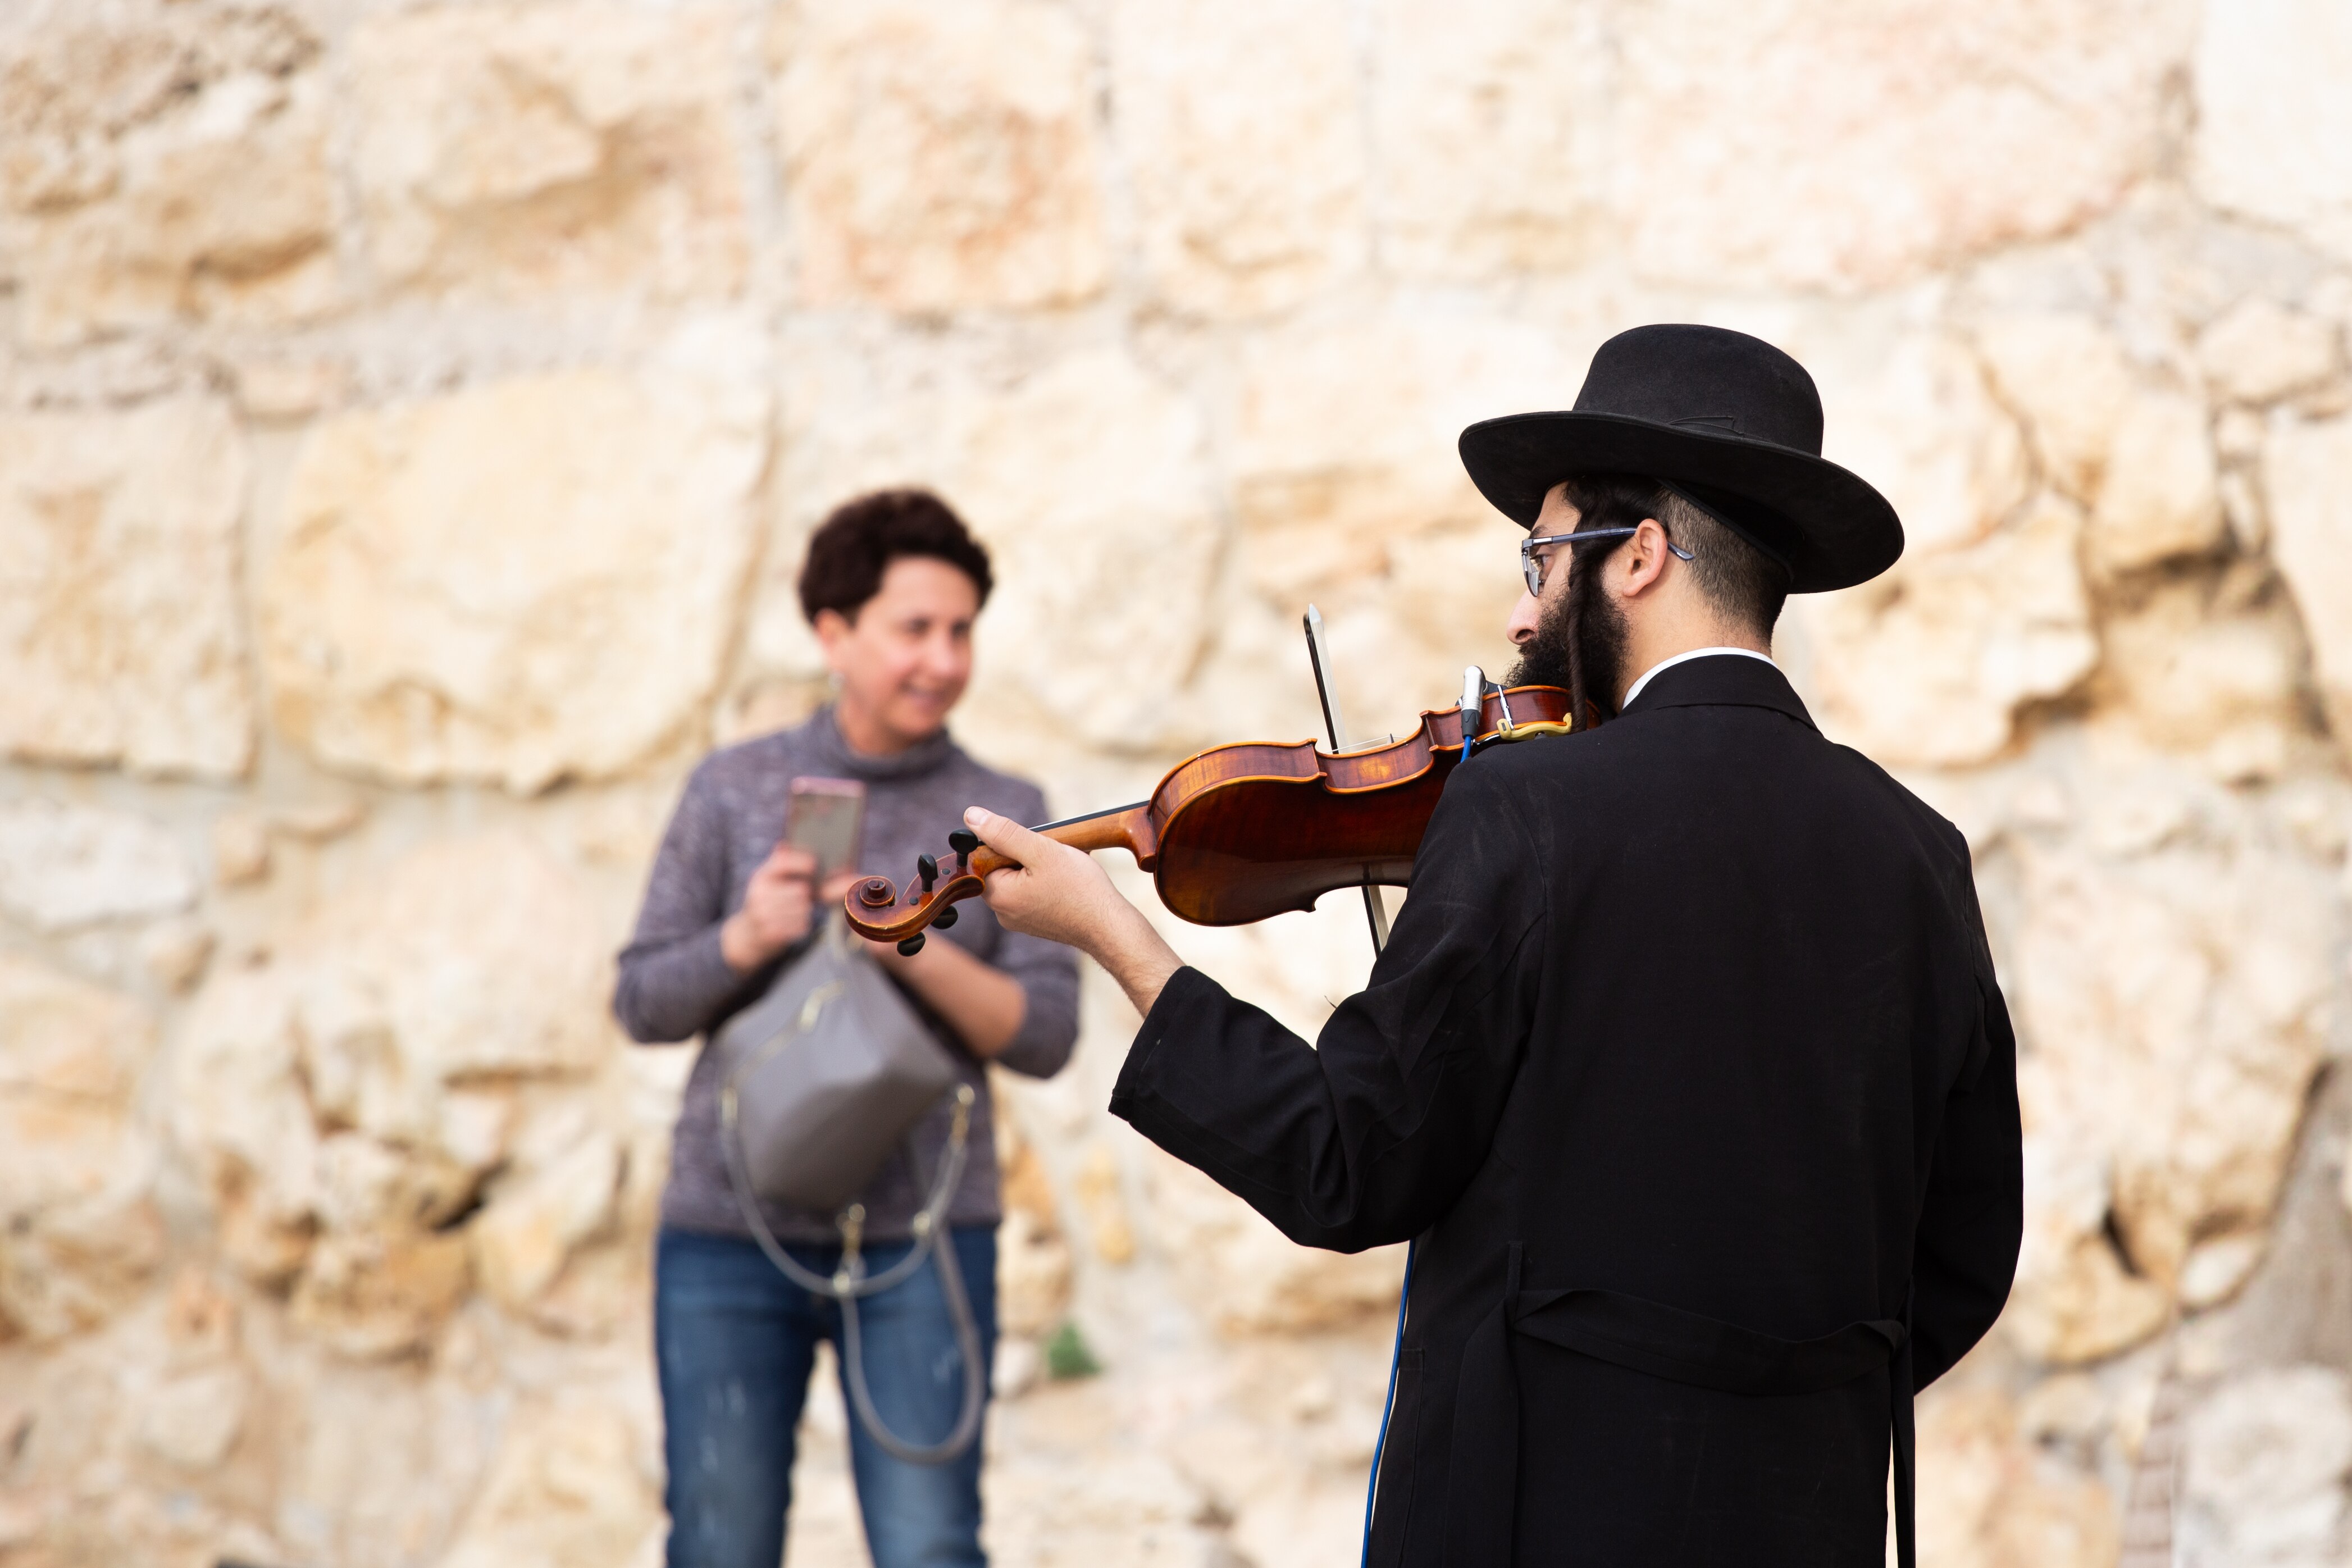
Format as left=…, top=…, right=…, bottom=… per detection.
left=614, top=489, right=1080, bottom=1568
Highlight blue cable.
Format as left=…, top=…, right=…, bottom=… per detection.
left=1359, top=1238, right=1417, bottom=1566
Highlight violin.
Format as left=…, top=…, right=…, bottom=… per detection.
left=842, top=678, right=1573, bottom=952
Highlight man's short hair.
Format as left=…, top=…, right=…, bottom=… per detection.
left=1560, top=472, right=1792, bottom=637
left=797, top=489, right=995, bottom=623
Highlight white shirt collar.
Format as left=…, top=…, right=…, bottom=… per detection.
left=1620, top=647, right=1779, bottom=711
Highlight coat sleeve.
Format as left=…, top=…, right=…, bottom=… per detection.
left=612, top=764, right=777, bottom=1044
left=987, top=924, right=1081, bottom=1079
left=1909, top=896, right=2025, bottom=1389
left=1109, top=761, right=1548, bottom=1253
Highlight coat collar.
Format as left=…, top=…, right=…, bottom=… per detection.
left=1614, top=651, right=1816, bottom=730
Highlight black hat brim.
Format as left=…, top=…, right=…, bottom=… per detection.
left=1458, top=412, right=1903, bottom=594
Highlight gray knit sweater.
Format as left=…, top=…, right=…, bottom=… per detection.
left=613, top=707, right=1081, bottom=1242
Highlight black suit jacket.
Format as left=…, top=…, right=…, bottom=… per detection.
left=1111, top=655, right=2022, bottom=1567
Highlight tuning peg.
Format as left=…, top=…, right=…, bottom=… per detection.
left=897, top=933, right=926, bottom=956
left=947, top=828, right=979, bottom=870
left=932, top=905, right=959, bottom=930
left=916, top=853, right=938, bottom=892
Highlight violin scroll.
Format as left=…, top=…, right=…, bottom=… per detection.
left=848, top=858, right=1000, bottom=952
left=844, top=804, right=1157, bottom=949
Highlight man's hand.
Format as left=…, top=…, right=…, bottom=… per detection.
left=960, top=806, right=1183, bottom=1017
left=721, top=844, right=861, bottom=972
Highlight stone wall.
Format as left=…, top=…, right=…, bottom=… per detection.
left=3, top=1, right=2351, bottom=1565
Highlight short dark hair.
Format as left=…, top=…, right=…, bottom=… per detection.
left=1559, top=472, right=1790, bottom=637
left=797, top=489, right=994, bottom=623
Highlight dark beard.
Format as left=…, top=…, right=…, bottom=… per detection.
left=1505, top=552, right=1629, bottom=729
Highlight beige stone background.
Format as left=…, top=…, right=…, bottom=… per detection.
left=4, top=0, right=2352, bottom=1564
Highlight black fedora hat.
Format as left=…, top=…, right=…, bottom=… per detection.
left=1458, top=324, right=1902, bottom=593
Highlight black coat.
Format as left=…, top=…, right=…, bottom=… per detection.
left=1110, top=655, right=2022, bottom=1567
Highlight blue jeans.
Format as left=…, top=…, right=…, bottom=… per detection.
left=655, top=1224, right=999, bottom=1568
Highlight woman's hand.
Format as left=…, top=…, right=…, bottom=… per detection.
left=960, top=806, right=1183, bottom=1017
left=721, top=845, right=862, bottom=972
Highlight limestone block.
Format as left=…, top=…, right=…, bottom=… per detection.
left=0, top=954, right=151, bottom=1106
left=2090, top=390, right=2225, bottom=573
left=293, top=833, right=613, bottom=1153
left=1976, top=313, right=2226, bottom=569
left=1912, top=1386, right=2120, bottom=1568
left=1113, top=0, right=1363, bottom=315
left=349, top=4, right=747, bottom=301
left=0, top=952, right=159, bottom=1285
left=2264, top=412, right=2352, bottom=747
left=146, top=913, right=221, bottom=993
left=773, top=0, right=1108, bottom=311
left=273, top=798, right=368, bottom=843
left=0, top=1186, right=166, bottom=1349
left=211, top=811, right=271, bottom=888
left=171, top=967, right=321, bottom=1283
left=0, top=3, right=336, bottom=344
left=1072, top=1143, right=1136, bottom=1266
left=289, top=1228, right=472, bottom=1360
left=995, top=1116, right=1073, bottom=1338
left=1370, top=0, right=1604, bottom=278
left=2180, top=1366, right=2352, bottom=1566
left=438, top=1400, right=662, bottom=1568
left=998, top=1207, right=1074, bottom=1341
left=2002, top=1134, right=2169, bottom=1364
left=233, top=358, right=347, bottom=421
left=0, top=800, right=197, bottom=933
left=1145, top=1146, right=1405, bottom=1334
left=2098, top=584, right=2307, bottom=782
left=1815, top=330, right=2032, bottom=555
left=512, top=1247, right=639, bottom=1344
left=134, top=1365, right=248, bottom=1470
left=950, top=350, right=1221, bottom=751
left=1614, top=0, right=2194, bottom=289
left=2198, top=297, right=2344, bottom=405
left=0, top=957, right=162, bottom=1341
left=1228, top=1469, right=1378, bottom=1568
left=469, top=1133, right=620, bottom=1310
left=2193, top=0, right=2352, bottom=261
left=1306, top=516, right=1535, bottom=742
left=1796, top=497, right=2098, bottom=768
left=271, top=1361, right=498, bottom=1565
left=2176, top=1229, right=2266, bottom=1310
left=980, top=1441, right=1220, bottom=1567
left=1230, top=313, right=1572, bottom=596
left=312, top=1133, right=478, bottom=1236
left=1976, top=314, right=2137, bottom=505
left=2008, top=831, right=2337, bottom=1309
left=264, top=357, right=767, bottom=791
left=0, top=399, right=255, bottom=779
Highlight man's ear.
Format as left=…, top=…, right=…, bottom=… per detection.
left=1616, top=518, right=1675, bottom=598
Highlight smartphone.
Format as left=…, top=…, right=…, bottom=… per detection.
left=787, top=777, right=866, bottom=883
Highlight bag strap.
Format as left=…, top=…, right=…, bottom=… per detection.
left=719, top=991, right=988, bottom=1466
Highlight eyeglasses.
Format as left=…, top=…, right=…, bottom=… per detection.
left=1521, top=527, right=1695, bottom=596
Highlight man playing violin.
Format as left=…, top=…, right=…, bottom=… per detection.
left=955, top=325, right=2022, bottom=1567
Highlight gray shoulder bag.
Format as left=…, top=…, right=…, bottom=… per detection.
left=715, top=916, right=986, bottom=1464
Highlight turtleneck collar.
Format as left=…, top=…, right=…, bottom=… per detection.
left=802, top=703, right=960, bottom=783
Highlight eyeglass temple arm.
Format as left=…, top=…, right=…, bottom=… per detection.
left=1529, top=526, right=1693, bottom=560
